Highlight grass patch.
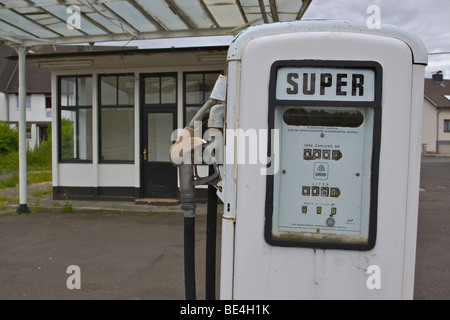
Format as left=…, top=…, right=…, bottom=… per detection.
left=0, top=171, right=51, bottom=190
left=61, top=201, right=73, bottom=213
left=0, top=196, right=19, bottom=210
left=0, top=174, right=18, bottom=189
left=0, top=130, right=51, bottom=174
left=28, top=171, right=52, bottom=184
left=31, top=189, right=53, bottom=198
left=30, top=199, right=44, bottom=213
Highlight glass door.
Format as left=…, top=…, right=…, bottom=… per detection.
left=140, top=73, right=178, bottom=198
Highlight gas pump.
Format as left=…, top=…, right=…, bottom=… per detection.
left=171, top=20, right=427, bottom=300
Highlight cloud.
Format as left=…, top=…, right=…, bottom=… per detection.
left=303, top=0, right=450, bottom=78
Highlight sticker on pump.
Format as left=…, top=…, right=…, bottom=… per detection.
left=276, top=67, right=376, bottom=102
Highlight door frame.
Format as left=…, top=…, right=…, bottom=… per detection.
left=139, top=73, right=178, bottom=198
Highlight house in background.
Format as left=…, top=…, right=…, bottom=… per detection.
left=422, top=71, right=450, bottom=154
left=0, top=45, right=52, bottom=149
left=23, top=45, right=227, bottom=201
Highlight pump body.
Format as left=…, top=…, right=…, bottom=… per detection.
left=219, top=21, right=427, bottom=300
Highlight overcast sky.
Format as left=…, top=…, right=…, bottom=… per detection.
left=302, top=0, right=450, bottom=78
left=104, top=0, right=450, bottom=79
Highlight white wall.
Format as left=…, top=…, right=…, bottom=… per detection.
left=0, top=92, right=51, bottom=150
left=438, top=109, right=450, bottom=141
left=0, top=92, right=7, bottom=121
left=422, top=99, right=437, bottom=152
left=422, top=98, right=450, bottom=153
left=6, top=94, right=51, bottom=123
left=52, top=57, right=224, bottom=191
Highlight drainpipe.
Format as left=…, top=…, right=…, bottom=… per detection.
left=437, top=107, right=443, bottom=154
left=16, top=47, right=30, bottom=214
left=5, top=93, right=9, bottom=124
left=5, top=64, right=18, bottom=124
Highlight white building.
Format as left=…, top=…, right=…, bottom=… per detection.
left=0, top=45, right=52, bottom=149
left=19, top=43, right=446, bottom=203
left=26, top=45, right=227, bottom=201
left=422, top=72, right=450, bottom=154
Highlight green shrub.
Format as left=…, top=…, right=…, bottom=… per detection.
left=27, top=139, right=52, bottom=171
left=0, top=122, right=18, bottom=155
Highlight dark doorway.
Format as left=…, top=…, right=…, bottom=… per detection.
left=140, top=73, right=178, bottom=198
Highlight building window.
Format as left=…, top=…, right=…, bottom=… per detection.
left=143, top=74, right=177, bottom=105
left=15, top=95, right=32, bottom=109
left=444, top=120, right=450, bottom=133
left=58, top=75, right=93, bottom=162
left=45, top=95, right=52, bottom=118
left=99, top=74, right=135, bottom=163
left=184, top=71, right=221, bottom=126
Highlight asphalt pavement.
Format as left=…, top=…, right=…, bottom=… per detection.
left=0, top=156, right=448, bottom=300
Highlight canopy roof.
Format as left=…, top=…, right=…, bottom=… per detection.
left=0, top=0, right=312, bottom=47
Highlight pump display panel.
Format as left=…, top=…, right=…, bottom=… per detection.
left=265, top=60, right=382, bottom=250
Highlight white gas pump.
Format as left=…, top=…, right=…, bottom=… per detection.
left=219, top=21, right=428, bottom=300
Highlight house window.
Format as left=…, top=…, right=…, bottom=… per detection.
left=99, top=74, right=135, bottom=163
left=45, top=95, right=52, bottom=118
left=58, top=75, right=93, bottom=162
left=14, top=95, right=32, bottom=109
left=444, top=120, right=450, bottom=133
left=184, top=71, right=221, bottom=125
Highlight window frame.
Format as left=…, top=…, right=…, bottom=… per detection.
left=57, top=74, right=93, bottom=164
left=98, top=73, right=136, bottom=164
left=444, top=119, right=450, bottom=133
left=183, top=71, right=222, bottom=126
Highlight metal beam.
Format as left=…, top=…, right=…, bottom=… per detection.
left=164, top=0, right=194, bottom=29
left=258, top=0, right=269, bottom=23
left=128, top=0, right=165, bottom=31
left=35, top=4, right=90, bottom=36
left=18, top=27, right=237, bottom=47
left=0, top=0, right=123, bottom=9
left=0, top=30, right=25, bottom=46
left=268, top=0, right=278, bottom=22
left=15, top=46, right=30, bottom=214
left=97, top=2, right=139, bottom=37
left=296, top=0, right=312, bottom=20
left=235, top=0, right=248, bottom=24
left=199, top=0, right=220, bottom=28
left=8, top=8, right=65, bottom=38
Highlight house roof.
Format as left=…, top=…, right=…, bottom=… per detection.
left=424, top=78, right=450, bottom=108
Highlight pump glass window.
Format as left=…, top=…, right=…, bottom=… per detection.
left=273, top=106, right=374, bottom=246
left=265, top=60, right=382, bottom=251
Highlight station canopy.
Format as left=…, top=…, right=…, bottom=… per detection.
left=0, top=0, right=312, bottom=47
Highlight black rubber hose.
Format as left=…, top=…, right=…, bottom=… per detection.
left=179, top=163, right=197, bottom=300
left=205, top=165, right=218, bottom=300
left=184, top=216, right=196, bottom=300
